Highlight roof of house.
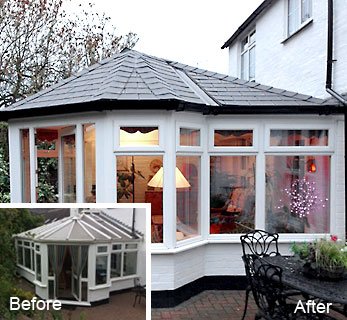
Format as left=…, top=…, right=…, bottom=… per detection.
left=14, top=209, right=142, bottom=243
left=221, top=0, right=273, bottom=49
left=0, top=49, right=342, bottom=119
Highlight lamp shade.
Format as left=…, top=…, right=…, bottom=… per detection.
left=147, top=167, right=191, bottom=188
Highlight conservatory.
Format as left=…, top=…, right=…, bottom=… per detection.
left=14, top=209, right=143, bottom=306
left=2, top=50, right=345, bottom=305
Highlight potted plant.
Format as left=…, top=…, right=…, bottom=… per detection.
left=291, top=235, right=347, bottom=280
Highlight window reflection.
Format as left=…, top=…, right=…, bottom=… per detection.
left=214, top=130, right=253, bottom=147
left=176, top=156, right=200, bottom=240
left=270, top=130, right=328, bottom=147
left=266, top=155, right=330, bottom=233
left=210, top=156, right=256, bottom=234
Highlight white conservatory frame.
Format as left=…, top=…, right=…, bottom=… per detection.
left=8, top=110, right=345, bottom=292
left=14, top=209, right=144, bottom=306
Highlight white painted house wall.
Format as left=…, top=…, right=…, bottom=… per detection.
left=227, top=0, right=347, bottom=99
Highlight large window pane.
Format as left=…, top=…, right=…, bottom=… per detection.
left=288, top=0, right=300, bottom=35
left=214, top=130, right=253, bottom=147
left=24, top=248, right=31, bottom=269
left=17, top=246, right=23, bottom=265
left=36, top=254, right=41, bottom=282
left=35, top=128, right=59, bottom=203
left=120, top=127, right=159, bottom=146
left=123, top=252, right=137, bottom=276
left=20, top=129, right=31, bottom=202
left=249, top=46, right=255, bottom=80
left=84, top=124, right=96, bottom=202
left=95, top=256, right=108, bottom=285
left=270, top=130, right=328, bottom=146
left=176, top=156, right=200, bottom=240
left=111, top=252, right=122, bottom=278
left=210, top=156, right=256, bottom=234
left=301, top=0, right=312, bottom=23
left=266, top=155, right=330, bottom=233
left=117, top=155, right=163, bottom=243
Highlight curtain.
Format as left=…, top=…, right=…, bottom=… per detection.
left=70, top=245, right=89, bottom=278
left=48, top=245, right=66, bottom=277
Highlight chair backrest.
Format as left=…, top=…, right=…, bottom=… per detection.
left=134, top=277, right=141, bottom=287
left=240, top=229, right=279, bottom=257
left=243, top=255, right=287, bottom=319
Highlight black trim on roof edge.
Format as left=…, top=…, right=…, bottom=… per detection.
left=0, top=99, right=343, bottom=121
left=221, top=0, right=273, bottom=49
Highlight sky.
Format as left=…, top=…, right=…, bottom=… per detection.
left=65, top=0, right=264, bottom=74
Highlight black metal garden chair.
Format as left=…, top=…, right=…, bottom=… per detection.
left=242, top=254, right=335, bottom=320
left=240, top=229, right=280, bottom=257
left=240, top=230, right=280, bottom=320
left=132, top=277, right=146, bottom=307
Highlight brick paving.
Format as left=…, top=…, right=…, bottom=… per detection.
left=151, top=290, right=257, bottom=320
left=151, top=290, right=346, bottom=320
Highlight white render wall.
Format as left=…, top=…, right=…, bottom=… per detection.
left=152, top=242, right=294, bottom=291
left=227, top=0, right=347, bottom=99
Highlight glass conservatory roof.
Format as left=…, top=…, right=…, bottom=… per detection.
left=15, top=210, right=142, bottom=243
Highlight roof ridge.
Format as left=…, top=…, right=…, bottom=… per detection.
left=173, top=67, right=220, bottom=106
left=138, top=55, right=180, bottom=97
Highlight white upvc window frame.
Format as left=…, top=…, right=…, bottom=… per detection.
left=110, top=243, right=123, bottom=279
left=240, top=29, right=256, bottom=81
left=287, top=0, right=313, bottom=37
left=263, top=121, right=335, bottom=241
left=173, top=120, right=206, bottom=248
left=114, top=119, right=165, bottom=153
left=95, top=245, right=109, bottom=287
left=208, top=120, right=260, bottom=241
left=176, top=122, right=204, bottom=153
left=209, top=122, right=259, bottom=153
left=35, top=249, right=42, bottom=283
left=114, top=114, right=174, bottom=251
left=264, top=123, right=335, bottom=152
left=9, top=114, right=99, bottom=203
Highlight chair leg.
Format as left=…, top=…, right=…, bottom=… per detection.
left=241, top=286, right=251, bottom=320
left=133, top=294, right=138, bottom=307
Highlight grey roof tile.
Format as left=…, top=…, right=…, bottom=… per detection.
left=5, top=49, right=326, bottom=113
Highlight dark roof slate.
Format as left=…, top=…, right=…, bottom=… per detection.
left=1, top=49, right=341, bottom=118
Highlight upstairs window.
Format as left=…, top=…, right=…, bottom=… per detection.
left=240, top=30, right=256, bottom=81
left=288, top=0, right=312, bottom=36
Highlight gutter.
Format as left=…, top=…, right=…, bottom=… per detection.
left=325, top=0, right=347, bottom=106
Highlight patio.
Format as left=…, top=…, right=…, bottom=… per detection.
left=151, top=290, right=346, bottom=320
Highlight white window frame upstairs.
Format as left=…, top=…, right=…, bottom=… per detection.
left=240, top=29, right=256, bottom=81
left=287, top=0, right=313, bottom=37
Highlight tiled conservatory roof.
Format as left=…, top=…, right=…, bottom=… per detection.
left=1, top=50, right=341, bottom=119
left=14, top=210, right=142, bottom=243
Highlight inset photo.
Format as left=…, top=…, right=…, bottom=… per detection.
left=0, top=205, right=148, bottom=320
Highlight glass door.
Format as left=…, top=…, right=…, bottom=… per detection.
left=61, top=133, right=76, bottom=202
